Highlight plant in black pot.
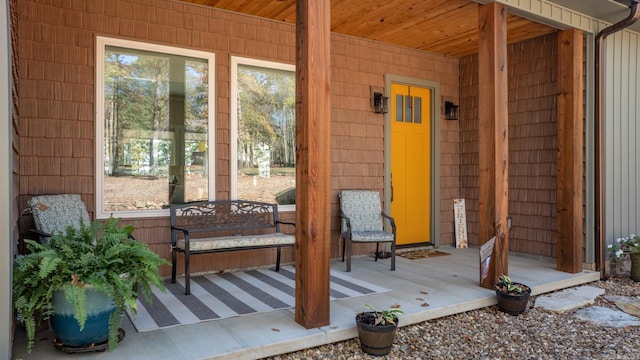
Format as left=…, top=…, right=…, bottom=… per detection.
left=355, top=304, right=403, bottom=356
left=495, top=274, right=531, bottom=315
left=609, top=233, right=640, bottom=281
left=13, top=216, right=170, bottom=353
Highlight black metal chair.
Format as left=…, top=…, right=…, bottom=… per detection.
left=339, top=190, right=396, bottom=272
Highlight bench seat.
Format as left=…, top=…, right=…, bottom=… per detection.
left=176, top=233, right=295, bottom=252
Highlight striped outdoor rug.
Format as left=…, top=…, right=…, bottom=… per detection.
left=128, top=265, right=390, bottom=331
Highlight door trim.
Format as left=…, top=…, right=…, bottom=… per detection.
left=384, top=74, right=441, bottom=247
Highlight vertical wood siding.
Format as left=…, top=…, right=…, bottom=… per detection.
left=605, top=30, right=640, bottom=243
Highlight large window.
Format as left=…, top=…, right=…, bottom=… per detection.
left=96, top=37, right=215, bottom=218
left=231, top=58, right=296, bottom=209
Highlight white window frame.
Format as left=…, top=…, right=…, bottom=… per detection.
left=230, top=57, right=296, bottom=211
left=95, top=36, right=215, bottom=219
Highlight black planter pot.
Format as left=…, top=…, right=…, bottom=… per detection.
left=355, top=312, right=398, bottom=356
left=495, top=283, right=531, bottom=315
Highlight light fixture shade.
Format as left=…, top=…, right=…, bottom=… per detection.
left=373, top=92, right=388, bottom=114
left=444, top=101, right=459, bottom=120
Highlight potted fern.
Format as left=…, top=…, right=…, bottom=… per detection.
left=355, top=304, right=403, bottom=356
left=495, top=274, right=531, bottom=315
left=13, top=216, right=169, bottom=353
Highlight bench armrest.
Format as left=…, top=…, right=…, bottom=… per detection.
left=275, top=220, right=296, bottom=227
left=171, top=225, right=190, bottom=235
left=171, top=225, right=192, bottom=247
left=275, top=220, right=295, bottom=235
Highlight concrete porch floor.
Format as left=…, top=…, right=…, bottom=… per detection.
left=12, top=247, right=600, bottom=360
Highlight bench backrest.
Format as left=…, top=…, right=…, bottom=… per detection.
left=170, top=200, right=280, bottom=233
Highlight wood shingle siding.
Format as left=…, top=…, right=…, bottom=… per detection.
left=461, top=33, right=560, bottom=257
left=15, top=0, right=565, bottom=275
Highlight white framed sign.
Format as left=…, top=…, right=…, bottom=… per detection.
left=454, top=199, right=468, bottom=248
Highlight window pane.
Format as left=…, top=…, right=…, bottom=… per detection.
left=395, top=94, right=404, bottom=122
left=237, top=64, right=295, bottom=204
left=103, top=46, right=209, bottom=212
left=414, top=96, right=422, bottom=124
left=405, top=95, right=412, bottom=123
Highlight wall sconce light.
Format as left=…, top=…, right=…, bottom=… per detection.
left=373, top=92, right=389, bottom=114
left=444, top=101, right=459, bottom=120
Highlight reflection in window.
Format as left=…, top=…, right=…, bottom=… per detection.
left=234, top=60, right=296, bottom=205
left=99, top=39, right=212, bottom=215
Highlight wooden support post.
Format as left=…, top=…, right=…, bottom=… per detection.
left=478, top=3, right=509, bottom=289
left=294, top=0, right=331, bottom=328
left=556, top=29, right=584, bottom=273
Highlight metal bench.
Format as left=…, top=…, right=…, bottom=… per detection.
left=170, top=200, right=295, bottom=295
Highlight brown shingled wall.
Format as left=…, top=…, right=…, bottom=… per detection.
left=330, top=36, right=461, bottom=248
left=459, top=33, right=558, bottom=257
left=15, top=0, right=459, bottom=274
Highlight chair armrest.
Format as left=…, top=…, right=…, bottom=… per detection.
left=28, top=228, right=51, bottom=239
left=30, top=228, right=136, bottom=241
left=339, top=210, right=352, bottom=231
left=381, top=212, right=396, bottom=233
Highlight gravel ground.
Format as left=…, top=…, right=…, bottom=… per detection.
left=266, top=276, right=640, bottom=360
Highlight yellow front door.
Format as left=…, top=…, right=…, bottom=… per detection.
left=390, top=83, right=431, bottom=245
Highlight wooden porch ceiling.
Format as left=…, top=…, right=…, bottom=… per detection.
left=180, top=0, right=557, bottom=57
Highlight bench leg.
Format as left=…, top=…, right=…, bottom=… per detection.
left=171, top=248, right=177, bottom=283
left=275, top=247, right=281, bottom=271
left=184, top=252, right=191, bottom=295
left=346, top=238, right=352, bottom=272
